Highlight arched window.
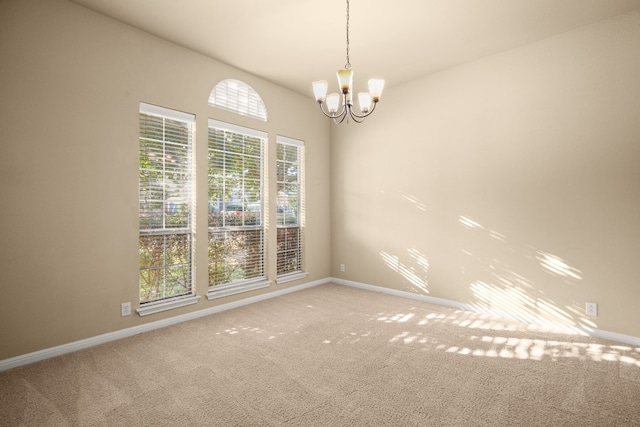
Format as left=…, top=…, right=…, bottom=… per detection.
left=208, top=79, right=267, bottom=122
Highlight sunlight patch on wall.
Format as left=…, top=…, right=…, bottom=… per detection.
left=469, top=280, right=580, bottom=328
left=470, top=280, right=538, bottom=320
left=408, top=248, right=429, bottom=272
left=401, top=194, right=427, bottom=211
left=458, top=213, right=590, bottom=334
left=488, top=230, right=508, bottom=243
left=487, top=259, right=535, bottom=291
left=459, top=215, right=484, bottom=229
left=380, top=249, right=429, bottom=293
left=536, top=251, right=582, bottom=280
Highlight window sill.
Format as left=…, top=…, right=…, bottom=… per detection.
left=276, top=271, right=308, bottom=285
left=207, top=278, right=270, bottom=300
left=137, top=294, right=201, bottom=317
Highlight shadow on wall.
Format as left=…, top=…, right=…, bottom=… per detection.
left=380, top=248, right=430, bottom=295
left=378, top=192, right=430, bottom=295
left=375, top=189, right=598, bottom=334
left=459, top=213, right=596, bottom=333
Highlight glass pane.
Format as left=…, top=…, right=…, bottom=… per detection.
left=139, top=233, right=191, bottom=303
left=139, top=203, right=163, bottom=229
left=164, top=119, right=190, bottom=144
left=139, top=234, right=165, bottom=269
left=208, top=229, right=263, bottom=286
left=244, top=136, right=262, bottom=157
left=139, top=114, right=164, bottom=141
left=244, top=156, right=261, bottom=181
left=209, top=129, right=225, bottom=152
left=276, top=185, right=298, bottom=225
left=277, top=227, right=300, bottom=274
left=226, top=133, right=244, bottom=154
left=284, top=164, right=298, bottom=183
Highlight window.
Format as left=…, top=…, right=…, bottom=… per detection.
left=208, top=79, right=268, bottom=122
left=138, top=103, right=199, bottom=315
left=276, top=136, right=306, bottom=283
left=136, top=82, right=303, bottom=309
left=207, top=119, right=269, bottom=299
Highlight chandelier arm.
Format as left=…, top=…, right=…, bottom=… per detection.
left=347, top=101, right=377, bottom=120
left=317, top=101, right=348, bottom=120
left=347, top=108, right=367, bottom=123
left=334, top=113, right=349, bottom=125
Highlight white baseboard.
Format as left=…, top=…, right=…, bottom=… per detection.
left=332, top=277, right=640, bottom=348
left=3, top=276, right=638, bottom=372
left=0, top=278, right=330, bottom=372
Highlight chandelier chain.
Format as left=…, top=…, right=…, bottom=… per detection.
left=345, top=0, right=351, bottom=69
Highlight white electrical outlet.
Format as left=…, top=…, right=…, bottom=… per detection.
left=340, top=264, right=345, bottom=272
left=585, top=302, right=598, bottom=317
left=121, top=302, right=131, bottom=317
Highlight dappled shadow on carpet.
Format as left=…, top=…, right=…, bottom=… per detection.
left=2, top=283, right=640, bottom=426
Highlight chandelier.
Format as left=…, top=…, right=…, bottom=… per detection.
left=312, top=0, right=385, bottom=124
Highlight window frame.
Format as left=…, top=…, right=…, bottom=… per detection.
left=137, top=102, right=200, bottom=316
left=206, top=119, right=270, bottom=300
left=275, top=135, right=307, bottom=284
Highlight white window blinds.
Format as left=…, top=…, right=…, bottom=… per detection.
left=208, top=79, right=268, bottom=122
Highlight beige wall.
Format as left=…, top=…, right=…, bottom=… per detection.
left=331, top=10, right=640, bottom=337
left=0, top=0, right=331, bottom=359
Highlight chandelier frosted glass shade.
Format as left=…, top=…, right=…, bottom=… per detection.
left=367, top=79, right=385, bottom=102
left=326, top=92, right=341, bottom=113
left=337, top=69, right=354, bottom=94
left=312, top=80, right=328, bottom=103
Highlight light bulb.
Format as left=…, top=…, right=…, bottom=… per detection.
left=326, top=93, right=341, bottom=113
left=358, top=92, right=372, bottom=113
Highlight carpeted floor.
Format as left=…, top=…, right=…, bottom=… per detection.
left=1, top=283, right=639, bottom=426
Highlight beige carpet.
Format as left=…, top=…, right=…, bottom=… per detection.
left=1, top=283, right=639, bottom=426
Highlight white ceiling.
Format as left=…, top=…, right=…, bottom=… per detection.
left=70, top=0, right=640, bottom=96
